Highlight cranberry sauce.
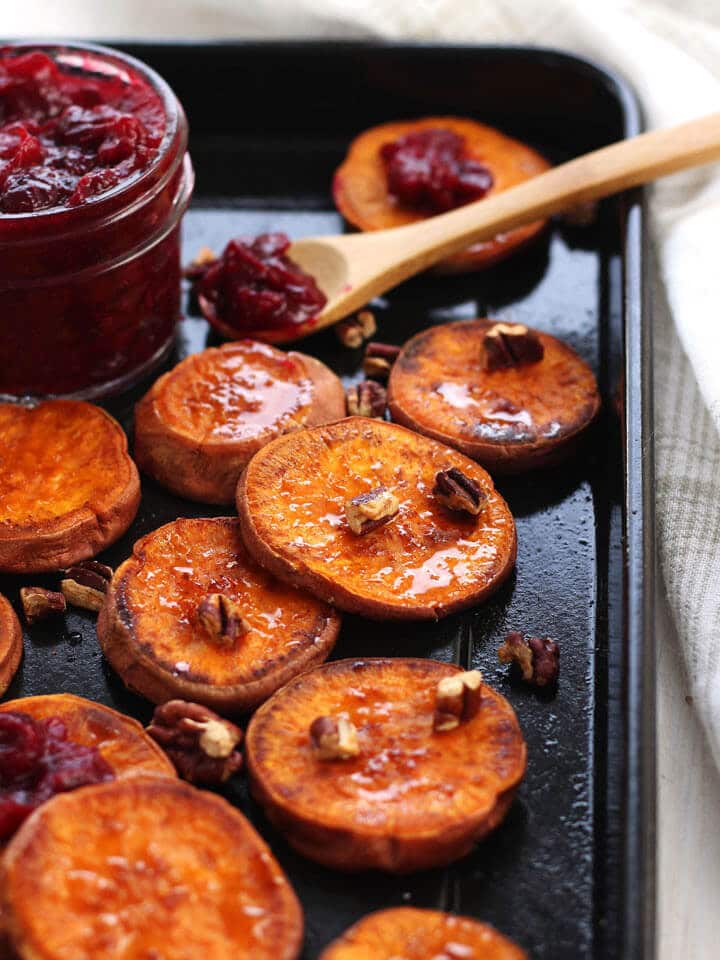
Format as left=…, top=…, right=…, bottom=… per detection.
left=196, top=233, right=327, bottom=336
left=0, top=711, right=114, bottom=839
left=380, top=128, right=493, bottom=213
left=0, top=50, right=165, bottom=213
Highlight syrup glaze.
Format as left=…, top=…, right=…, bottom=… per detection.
left=152, top=341, right=314, bottom=444
left=0, top=401, right=136, bottom=527
left=2, top=779, right=302, bottom=960
left=119, top=518, right=336, bottom=687
left=248, top=659, right=526, bottom=837
left=241, top=418, right=516, bottom=615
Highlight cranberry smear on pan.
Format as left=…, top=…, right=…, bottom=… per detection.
left=380, top=127, right=493, bottom=213
left=0, top=711, right=114, bottom=839
left=194, top=232, right=327, bottom=338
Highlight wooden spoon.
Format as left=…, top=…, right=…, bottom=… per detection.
left=284, top=112, right=720, bottom=339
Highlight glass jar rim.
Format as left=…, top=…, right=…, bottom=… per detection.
left=0, top=40, right=184, bottom=223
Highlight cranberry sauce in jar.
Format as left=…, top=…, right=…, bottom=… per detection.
left=0, top=44, right=194, bottom=399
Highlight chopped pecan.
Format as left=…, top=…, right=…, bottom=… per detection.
left=60, top=560, right=113, bottom=613
left=183, top=245, right=216, bottom=280
left=20, top=586, right=66, bottom=624
left=498, top=631, right=560, bottom=687
left=346, top=379, right=387, bottom=418
left=345, top=485, right=400, bottom=535
left=363, top=341, right=401, bottom=380
left=310, top=715, right=359, bottom=760
left=336, top=310, right=377, bottom=348
left=197, top=594, right=250, bottom=644
left=482, top=322, right=544, bottom=371
left=433, top=468, right=487, bottom=516
left=146, top=700, right=243, bottom=785
left=433, top=670, right=483, bottom=732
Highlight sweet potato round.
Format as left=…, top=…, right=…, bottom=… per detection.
left=0, top=595, right=22, bottom=697
left=246, top=658, right=526, bottom=873
left=135, top=341, right=346, bottom=504
left=333, top=116, right=550, bottom=273
left=319, top=907, right=527, bottom=959
left=388, top=319, right=600, bottom=472
left=0, top=693, right=175, bottom=780
left=0, top=401, right=140, bottom=574
left=1, top=778, right=303, bottom=960
left=97, top=517, right=341, bottom=714
left=237, top=417, right=516, bottom=620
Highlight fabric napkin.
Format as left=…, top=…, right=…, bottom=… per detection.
left=10, top=0, right=720, bottom=768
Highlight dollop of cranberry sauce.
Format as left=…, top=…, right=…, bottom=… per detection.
left=0, top=711, right=114, bottom=839
left=0, top=50, right=165, bottom=213
left=196, top=232, right=327, bottom=334
left=381, top=127, right=493, bottom=213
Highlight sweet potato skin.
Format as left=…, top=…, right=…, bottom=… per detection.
left=319, top=907, right=527, bottom=960
left=0, top=401, right=140, bottom=574
left=0, top=596, right=22, bottom=697
left=333, top=117, right=550, bottom=273
left=134, top=341, right=345, bottom=505
left=388, top=319, right=600, bottom=473
left=0, top=778, right=303, bottom=960
left=237, top=417, right=516, bottom=620
left=97, top=517, right=340, bottom=714
left=0, top=694, right=175, bottom=780
left=246, top=658, right=526, bottom=873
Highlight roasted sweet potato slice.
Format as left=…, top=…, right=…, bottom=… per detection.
left=97, top=517, right=341, bottom=714
left=0, top=693, right=175, bottom=780
left=333, top=117, right=550, bottom=273
left=0, top=597, right=22, bottom=697
left=388, top=319, right=600, bottom=472
left=246, top=658, right=526, bottom=872
left=237, top=417, right=516, bottom=620
left=135, top=340, right=346, bottom=504
left=319, top=908, right=527, bottom=959
left=1, top=778, right=303, bottom=960
left=0, top=401, right=140, bottom=574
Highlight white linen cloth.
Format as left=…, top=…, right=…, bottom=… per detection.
left=11, top=0, right=720, bottom=767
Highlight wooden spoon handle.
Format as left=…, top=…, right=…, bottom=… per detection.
left=370, top=112, right=720, bottom=274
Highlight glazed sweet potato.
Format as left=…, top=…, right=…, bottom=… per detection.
left=388, top=319, right=600, bottom=472
left=135, top=341, right=346, bottom=504
left=246, top=658, right=526, bottom=872
left=0, top=401, right=140, bottom=574
left=97, top=517, right=341, bottom=714
left=0, top=778, right=303, bottom=960
left=237, top=417, right=516, bottom=620
left=0, top=597, right=21, bottom=697
left=0, top=694, right=175, bottom=780
left=333, top=117, right=550, bottom=273
left=319, top=908, right=527, bottom=959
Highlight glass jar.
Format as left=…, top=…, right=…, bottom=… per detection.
left=0, top=42, right=194, bottom=399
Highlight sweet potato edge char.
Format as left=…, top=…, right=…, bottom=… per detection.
left=0, top=401, right=140, bottom=574
left=246, top=658, right=527, bottom=872
left=333, top=116, right=551, bottom=273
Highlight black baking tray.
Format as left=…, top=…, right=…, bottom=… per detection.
left=0, top=42, right=655, bottom=960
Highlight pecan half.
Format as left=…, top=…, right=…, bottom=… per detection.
left=482, top=322, right=544, bottom=371
left=310, top=715, right=359, bottom=760
left=345, top=485, right=400, bottom=535
left=498, top=631, right=560, bottom=687
left=197, top=594, right=250, bottom=644
left=336, top=310, right=377, bottom=348
left=20, top=586, right=66, bottom=624
left=433, top=468, right=487, bottom=516
left=433, top=670, right=483, bottom=732
left=146, top=700, right=243, bottom=785
left=346, top=379, right=387, bottom=418
left=363, top=341, right=401, bottom=380
left=183, top=245, right=216, bottom=280
left=60, top=560, right=113, bottom=613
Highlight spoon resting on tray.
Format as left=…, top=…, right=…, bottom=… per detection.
left=282, top=112, right=720, bottom=339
